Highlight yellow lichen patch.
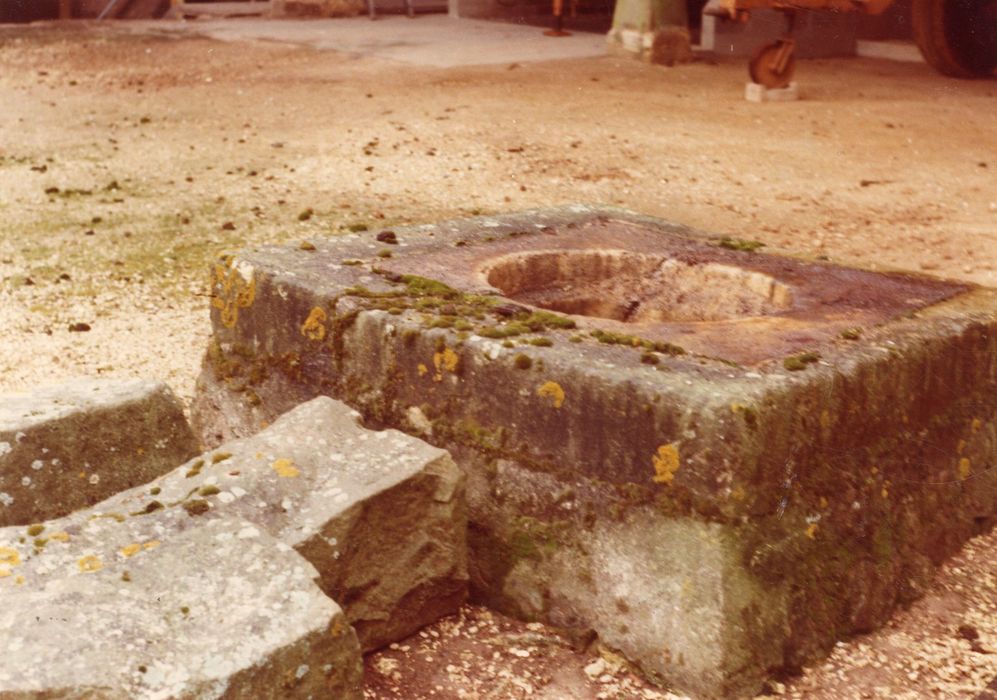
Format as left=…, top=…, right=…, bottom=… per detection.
left=805, top=523, right=818, bottom=539
left=300, top=306, right=328, bottom=341
left=651, top=444, right=680, bottom=484
left=819, top=496, right=829, bottom=510
left=432, top=347, right=460, bottom=382
left=121, top=543, right=142, bottom=558
left=972, top=418, right=983, bottom=433
left=48, top=532, right=70, bottom=543
left=537, top=381, right=566, bottom=409
left=957, top=439, right=967, bottom=455
left=15, top=575, right=24, bottom=585
left=78, top=555, right=103, bottom=573
left=958, top=457, right=971, bottom=480
left=0, top=569, right=10, bottom=579
left=417, top=363, right=428, bottom=377
left=731, top=486, right=746, bottom=501
left=0, top=547, right=20, bottom=568
left=271, top=458, right=300, bottom=478
left=211, top=260, right=257, bottom=329
left=143, top=541, right=160, bottom=551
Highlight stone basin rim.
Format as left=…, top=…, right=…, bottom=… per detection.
left=476, top=247, right=795, bottom=324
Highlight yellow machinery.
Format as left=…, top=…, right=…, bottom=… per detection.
left=707, top=0, right=997, bottom=84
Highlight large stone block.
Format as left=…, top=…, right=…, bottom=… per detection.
left=0, top=517, right=362, bottom=699
left=0, top=396, right=467, bottom=697
left=188, top=397, right=468, bottom=651
left=0, top=378, right=200, bottom=527
left=191, top=206, right=997, bottom=698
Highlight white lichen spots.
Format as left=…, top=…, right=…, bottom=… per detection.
left=231, top=486, right=247, bottom=498
left=89, top=474, right=100, bottom=485
left=218, top=491, right=235, bottom=504
left=237, top=526, right=260, bottom=540
left=0, top=492, right=13, bottom=507
left=406, top=407, right=433, bottom=436
left=14, top=432, right=26, bottom=442
left=281, top=497, right=292, bottom=511
left=295, top=664, right=310, bottom=681
left=0, top=442, right=11, bottom=457
left=20, top=476, right=30, bottom=487
left=482, top=342, right=502, bottom=360
left=30, top=459, right=44, bottom=471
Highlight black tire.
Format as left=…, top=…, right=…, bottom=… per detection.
left=911, top=0, right=997, bottom=78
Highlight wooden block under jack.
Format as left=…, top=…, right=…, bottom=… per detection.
left=745, top=81, right=799, bottom=103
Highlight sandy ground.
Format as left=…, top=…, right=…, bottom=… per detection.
left=1, top=19, right=996, bottom=699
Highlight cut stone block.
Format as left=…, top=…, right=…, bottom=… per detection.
left=0, top=516, right=362, bottom=699
left=0, top=396, right=466, bottom=698
left=191, top=206, right=997, bottom=698
left=187, top=396, right=468, bottom=651
left=0, top=378, right=200, bottom=527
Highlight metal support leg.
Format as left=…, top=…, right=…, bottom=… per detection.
left=543, top=0, right=571, bottom=36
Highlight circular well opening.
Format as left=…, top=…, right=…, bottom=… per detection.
left=482, top=249, right=792, bottom=323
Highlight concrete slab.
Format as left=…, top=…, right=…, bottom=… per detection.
left=151, top=15, right=608, bottom=67
left=191, top=206, right=997, bottom=698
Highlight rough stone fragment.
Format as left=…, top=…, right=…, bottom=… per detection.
left=1, top=396, right=465, bottom=675
left=0, top=514, right=361, bottom=699
left=0, top=378, right=199, bottom=527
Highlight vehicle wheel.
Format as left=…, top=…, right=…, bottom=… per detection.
left=749, top=40, right=796, bottom=89
left=912, top=0, right=997, bottom=78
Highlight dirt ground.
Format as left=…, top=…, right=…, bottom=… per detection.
left=1, top=20, right=995, bottom=699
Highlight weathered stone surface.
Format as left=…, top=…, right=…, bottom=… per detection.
left=187, top=396, right=468, bottom=650
left=0, top=378, right=199, bottom=527
left=0, top=517, right=361, bottom=699
left=0, top=396, right=467, bottom=698
left=191, top=206, right=997, bottom=698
